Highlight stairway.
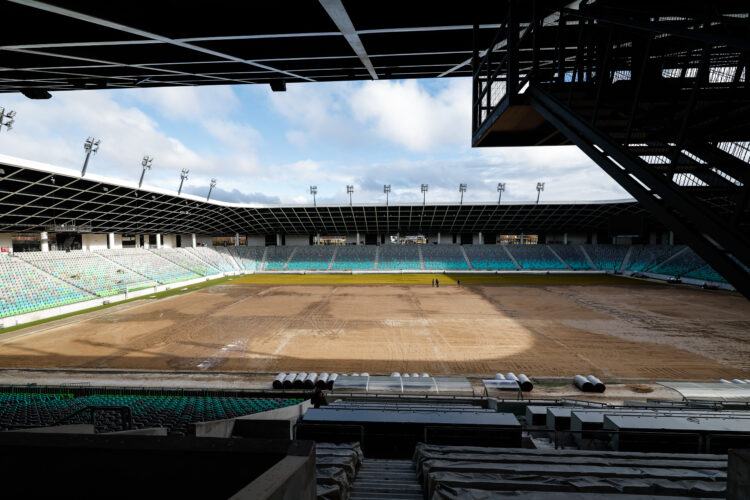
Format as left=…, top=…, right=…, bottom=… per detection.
left=350, top=459, right=423, bottom=500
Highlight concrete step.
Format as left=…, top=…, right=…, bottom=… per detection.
left=350, top=459, right=424, bottom=500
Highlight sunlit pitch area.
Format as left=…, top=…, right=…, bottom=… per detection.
left=0, top=277, right=748, bottom=381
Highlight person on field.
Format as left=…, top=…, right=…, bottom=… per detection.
left=432, top=278, right=435, bottom=287
left=435, top=278, right=439, bottom=288
left=457, top=279, right=461, bottom=287
left=311, top=387, right=328, bottom=409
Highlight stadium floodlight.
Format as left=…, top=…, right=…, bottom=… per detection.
left=81, top=136, right=101, bottom=177
left=459, top=183, right=467, bottom=205
left=347, top=185, right=354, bottom=206
left=310, top=185, right=317, bottom=206
left=0, top=108, right=16, bottom=132
left=139, top=155, right=153, bottom=188
left=178, top=168, right=189, bottom=195
left=384, top=184, right=391, bottom=206
left=421, top=184, right=428, bottom=205
left=207, top=178, right=217, bottom=201
left=536, top=182, right=545, bottom=204
left=497, top=182, right=505, bottom=204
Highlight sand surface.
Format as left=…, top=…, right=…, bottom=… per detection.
left=1, top=284, right=748, bottom=380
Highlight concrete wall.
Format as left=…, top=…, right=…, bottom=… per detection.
left=0, top=233, right=12, bottom=252
left=82, top=233, right=108, bottom=250
left=196, top=235, right=213, bottom=247
left=162, top=234, right=177, bottom=248
left=285, top=235, right=309, bottom=246
left=111, top=234, right=123, bottom=249
left=247, top=235, right=265, bottom=246
left=231, top=444, right=316, bottom=500
left=728, top=449, right=750, bottom=500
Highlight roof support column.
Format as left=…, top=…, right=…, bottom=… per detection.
left=191, top=233, right=197, bottom=248
left=108, top=232, right=115, bottom=249
left=235, top=233, right=240, bottom=247
left=155, top=233, right=162, bottom=249
left=40, top=231, right=49, bottom=252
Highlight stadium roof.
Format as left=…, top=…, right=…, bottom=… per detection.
left=0, top=154, right=650, bottom=235
left=0, top=0, right=564, bottom=96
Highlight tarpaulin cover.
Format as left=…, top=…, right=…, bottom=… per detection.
left=432, top=485, right=721, bottom=500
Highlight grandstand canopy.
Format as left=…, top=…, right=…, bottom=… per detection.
left=0, top=155, right=650, bottom=235
left=0, top=0, right=564, bottom=95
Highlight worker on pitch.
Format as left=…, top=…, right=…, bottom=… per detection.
left=311, top=387, right=328, bottom=409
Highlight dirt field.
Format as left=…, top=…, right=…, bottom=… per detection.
left=1, top=280, right=749, bottom=380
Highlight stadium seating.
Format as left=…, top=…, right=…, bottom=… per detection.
left=17, top=250, right=154, bottom=297
left=684, top=265, right=727, bottom=283
left=377, top=245, right=421, bottom=270
left=186, top=246, right=240, bottom=272
left=0, top=254, right=93, bottom=318
left=626, top=244, right=684, bottom=272
left=582, top=244, right=628, bottom=271
left=227, top=246, right=265, bottom=271
left=0, top=391, right=302, bottom=435
left=463, top=245, right=519, bottom=270
left=149, top=248, right=219, bottom=276
left=421, top=245, right=470, bottom=270
left=508, top=245, right=567, bottom=270
left=651, top=247, right=710, bottom=278
left=286, top=246, right=334, bottom=270
left=263, top=246, right=295, bottom=270
left=96, top=249, right=200, bottom=284
left=548, top=245, right=592, bottom=270
left=330, top=245, right=376, bottom=270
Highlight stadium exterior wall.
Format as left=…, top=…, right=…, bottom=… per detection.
left=82, top=233, right=108, bottom=250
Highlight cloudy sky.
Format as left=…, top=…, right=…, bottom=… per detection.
left=0, top=78, right=629, bottom=205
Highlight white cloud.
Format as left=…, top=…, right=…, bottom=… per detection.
left=350, top=79, right=470, bottom=152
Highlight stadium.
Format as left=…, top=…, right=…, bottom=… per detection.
left=0, top=1, right=749, bottom=499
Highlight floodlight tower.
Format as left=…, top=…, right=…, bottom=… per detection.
left=384, top=184, right=391, bottom=206
left=459, top=183, right=467, bottom=205
left=81, top=136, right=101, bottom=177
left=178, top=168, right=189, bottom=195
left=138, top=156, right=153, bottom=188
left=421, top=184, right=428, bottom=206
left=207, top=178, right=217, bottom=201
left=497, top=182, right=505, bottom=203
left=0, top=108, right=16, bottom=132
left=347, top=185, right=354, bottom=206
left=310, top=186, right=317, bottom=206
left=536, top=182, right=545, bottom=204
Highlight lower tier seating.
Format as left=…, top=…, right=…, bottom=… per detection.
left=263, top=246, right=295, bottom=270
left=0, top=254, right=93, bottom=318
left=331, top=245, right=376, bottom=270
left=463, top=245, right=519, bottom=270
left=286, top=246, right=334, bottom=270
left=0, top=392, right=302, bottom=436
left=421, top=245, right=469, bottom=270
left=228, top=246, right=265, bottom=271
left=548, top=245, right=591, bottom=270
left=626, top=244, right=683, bottom=272
left=583, top=244, right=628, bottom=271
left=378, top=245, right=421, bottom=270
left=96, top=249, right=200, bottom=284
left=508, top=245, right=567, bottom=270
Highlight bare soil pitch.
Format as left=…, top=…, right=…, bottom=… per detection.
left=1, top=283, right=748, bottom=380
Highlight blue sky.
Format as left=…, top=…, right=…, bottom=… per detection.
left=0, top=78, right=629, bottom=205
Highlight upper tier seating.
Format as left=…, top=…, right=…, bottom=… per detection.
left=626, top=244, right=683, bottom=272
left=583, top=244, right=628, bottom=271
left=651, top=247, right=710, bottom=278
left=0, top=392, right=302, bottom=435
left=508, top=245, right=567, bottom=270
left=149, top=248, right=219, bottom=276
left=331, top=245, right=376, bottom=270
left=96, top=249, right=200, bottom=284
left=378, top=245, right=421, bottom=270
left=463, top=245, right=519, bottom=270
left=187, top=247, right=240, bottom=272
left=227, top=246, right=265, bottom=271
left=17, top=250, right=153, bottom=297
left=263, top=246, right=295, bottom=270
left=287, top=246, right=334, bottom=270
left=0, top=254, right=93, bottom=318
left=421, top=245, right=469, bottom=270
left=548, top=245, right=591, bottom=270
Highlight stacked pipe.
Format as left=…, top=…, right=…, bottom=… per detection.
left=327, top=373, right=338, bottom=389
left=495, top=372, right=534, bottom=392
left=293, top=372, right=308, bottom=389
left=273, top=372, right=286, bottom=389
left=304, top=372, right=318, bottom=389
left=721, top=378, right=750, bottom=384
left=316, top=373, right=329, bottom=389
left=283, top=372, right=297, bottom=389
left=574, top=374, right=606, bottom=393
